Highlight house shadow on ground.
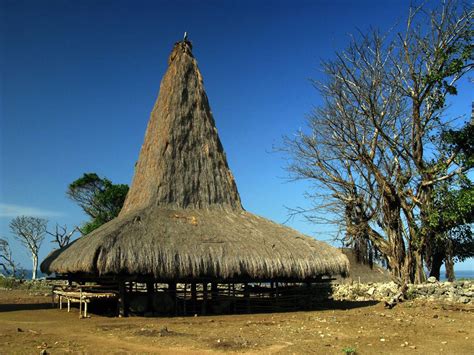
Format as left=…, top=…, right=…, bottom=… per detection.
left=0, top=282, right=378, bottom=316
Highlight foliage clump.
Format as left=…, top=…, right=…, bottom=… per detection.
left=67, top=173, right=129, bottom=234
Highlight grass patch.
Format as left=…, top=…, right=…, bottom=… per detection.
left=0, top=277, right=19, bottom=289
left=0, top=277, right=51, bottom=291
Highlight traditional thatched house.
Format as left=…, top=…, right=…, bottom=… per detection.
left=42, top=39, right=349, bottom=316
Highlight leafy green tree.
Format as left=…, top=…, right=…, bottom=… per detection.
left=67, top=173, right=129, bottom=234
left=425, top=123, right=474, bottom=280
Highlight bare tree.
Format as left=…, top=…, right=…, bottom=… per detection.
left=0, top=238, right=18, bottom=277
left=9, top=216, right=47, bottom=280
left=284, top=1, right=473, bottom=284
left=46, top=224, right=78, bottom=249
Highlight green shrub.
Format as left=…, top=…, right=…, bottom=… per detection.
left=342, top=346, right=357, bottom=354
left=405, top=287, right=417, bottom=300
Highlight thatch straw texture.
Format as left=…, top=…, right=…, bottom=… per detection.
left=42, top=208, right=348, bottom=279
left=41, top=39, right=349, bottom=280
left=120, top=40, right=241, bottom=214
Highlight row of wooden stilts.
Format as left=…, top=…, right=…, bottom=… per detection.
left=117, top=281, right=307, bottom=317
left=118, top=282, right=328, bottom=317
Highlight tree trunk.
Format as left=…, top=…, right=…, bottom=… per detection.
left=384, top=225, right=405, bottom=282
left=381, top=191, right=406, bottom=282
left=32, top=255, right=38, bottom=280
left=445, top=259, right=455, bottom=282
left=413, top=250, right=426, bottom=284
left=428, top=251, right=444, bottom=280
left=404, top=248, right=426, bottom=284
left=445, top=239, right=455, bottom=282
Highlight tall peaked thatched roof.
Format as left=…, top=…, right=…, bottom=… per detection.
left=120, top=41, right=241, bottom=214
left=41, top=39, right=349, bottom=280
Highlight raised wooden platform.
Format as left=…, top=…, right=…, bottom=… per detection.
left=52, top=285, right=118, bottom=318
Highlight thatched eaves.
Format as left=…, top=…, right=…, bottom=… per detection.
left=42, top=208, right=348, bottom=280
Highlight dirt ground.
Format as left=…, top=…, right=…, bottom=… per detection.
left=0, top=290, right=472, bottom=354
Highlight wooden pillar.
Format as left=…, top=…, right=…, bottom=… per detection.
left=191, top=283, right=197, bottom=314
left=211, top=282, right=218, bottom=300
left=183, top=283, right=187, bottom=315
left=232, top=283, right=236, bottom=314
left=244, top=283, right=250, bottom=314
left=118, top=281, right=127, bottom=317
left=202, top=283, right=208, bottom=315
left=168, top=282, right=177, bottom=315
left=275, top=282, right=279, bottom=310
left=146, top=281, right=154, bottom=313
left=305, top=282, right=312, bottom=310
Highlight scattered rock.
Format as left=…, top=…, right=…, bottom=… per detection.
left=427, top=276, right=437, bottom=283
left=159, top=327, right=171, bottom=337
left=332, top=280, right=472, bottom=304
left=36, top=342, right=48, bottom=349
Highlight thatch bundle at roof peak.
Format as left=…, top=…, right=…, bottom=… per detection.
left=41, top=39, right=349, bottom=281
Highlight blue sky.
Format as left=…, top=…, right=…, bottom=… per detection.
left=1, top=0, right=472, bottom=273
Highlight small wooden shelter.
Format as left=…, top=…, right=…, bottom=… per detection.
left=42, top=39, right=349, bottom=316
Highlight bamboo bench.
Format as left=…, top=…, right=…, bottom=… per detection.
left=52, top=285, right=118, bottom=318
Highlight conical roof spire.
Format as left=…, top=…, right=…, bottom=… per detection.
left=120, top=40, right=242, bottom=215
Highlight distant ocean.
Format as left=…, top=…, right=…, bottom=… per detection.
left=9, top=269, right=473, bottom=281
left=24, top=270, right=49, bottom=279
left=440, top=269, right=474, bottom=281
